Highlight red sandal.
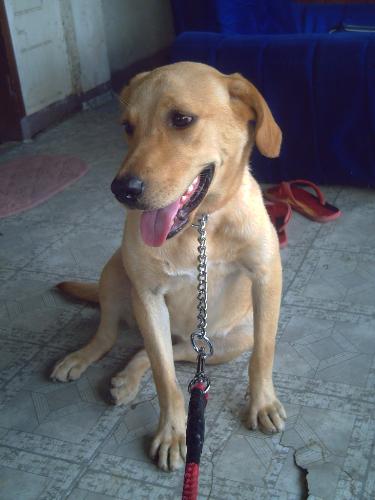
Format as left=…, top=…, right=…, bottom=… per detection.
left=264, top=180, right=341, bottom=222
left=265, top=200, right=292, bottom=248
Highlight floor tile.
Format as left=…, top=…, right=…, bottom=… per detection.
left=0, top=345, right=125, bottom=462
left=314, top=187, right=375, bottom=254
left=0, top=445, right=82, bottom=499
left=0, top=465, right=49, bottom=500
left=0, top=218, right=73, bottom=269
left=285, top=248, right=375, bottom=315
left=27, top=226, right=121, bottom=280
left=0, top=340, right=40, bottom=386
left=67, top=489, right=120, bottom=500
left=0, top=271, right=83, bottom=345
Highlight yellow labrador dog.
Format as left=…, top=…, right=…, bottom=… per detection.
left=51, top=61, right=286, bottom=471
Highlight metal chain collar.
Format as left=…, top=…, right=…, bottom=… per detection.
left=188, top=214, right=214, bottom=394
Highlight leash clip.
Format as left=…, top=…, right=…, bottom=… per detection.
left=188, top=350, right=211, bottom=394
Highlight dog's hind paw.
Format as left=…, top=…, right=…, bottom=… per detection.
left=51, top=352, right=89, bottom=382
left=109, top=374, right=140, bottom=405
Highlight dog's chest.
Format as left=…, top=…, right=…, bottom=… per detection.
left=165, top=258, right=250, bottom=339
left=164, top=257, right=239, bottom=282
left=161, top=230, right=243, bottom=281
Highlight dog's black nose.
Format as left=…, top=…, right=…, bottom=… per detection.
left=111, top=175, right=144, bottom=205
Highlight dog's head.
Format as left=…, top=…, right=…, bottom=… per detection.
left=111, top=62, right=281, bottom=246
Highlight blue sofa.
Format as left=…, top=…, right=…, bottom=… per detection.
left=170, top=1, right=375, bottom=187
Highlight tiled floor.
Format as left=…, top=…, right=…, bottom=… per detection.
left=1, top=100, right=374, bottom=499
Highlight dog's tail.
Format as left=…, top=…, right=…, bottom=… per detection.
left=57, top=281, right=99, bottom=303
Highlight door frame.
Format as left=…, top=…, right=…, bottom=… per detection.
left=0, top=0, right=25, bottom=143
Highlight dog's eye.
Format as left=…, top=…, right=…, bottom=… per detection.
left=122, top=120, right=134, bottom=135
left=170, top=111, right=196, bottom=129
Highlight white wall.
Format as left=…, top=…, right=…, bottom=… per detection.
left=101, top=0, right=174, bottom=73
left=70, top=0, right=110, bottom=93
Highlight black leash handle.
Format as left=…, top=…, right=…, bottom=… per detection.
left=186, top=384, right=207, bottom=464
left=182, top=383, right=208, bottom=500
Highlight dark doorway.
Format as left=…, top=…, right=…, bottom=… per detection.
left=0, top=0, right=24, bottom=144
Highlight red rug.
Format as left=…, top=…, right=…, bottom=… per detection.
left=0, top=155, right=89, bottom=218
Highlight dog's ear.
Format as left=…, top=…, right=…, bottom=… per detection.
left=227, top=73, right=282, bottom=158
left=119, top=71, right=151, bottom=107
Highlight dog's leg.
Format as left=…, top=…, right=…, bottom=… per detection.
left=51, top=250, right=132, bottom=382
left=204, top=323, right=254, bottom=364
left=244, top=253, right=286, bottom=433
left=130, top=288, right=187, bottom=471
left=110, top=321, right=253, bottom=404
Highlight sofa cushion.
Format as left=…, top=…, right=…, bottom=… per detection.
left=171, top=32, right=375, bottom=186
left=172, top=0, right=375, bottom=35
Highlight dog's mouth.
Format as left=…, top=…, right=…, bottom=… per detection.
left=140, top=164, right=215, bottom=247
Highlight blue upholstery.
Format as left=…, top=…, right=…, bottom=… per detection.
left=171, top=1, right=375, bottom=187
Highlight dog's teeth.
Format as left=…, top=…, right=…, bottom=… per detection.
left=181, top=195, right=188, bottom=202
left=187, top=185, right=194, bottom=193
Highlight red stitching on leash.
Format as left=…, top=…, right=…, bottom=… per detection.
left=182, top=382, right=208, bottom=499
left=182, top=462, right=199, bottom=500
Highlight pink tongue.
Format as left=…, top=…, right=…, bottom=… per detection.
left=140, top=199, right=181, bottom=247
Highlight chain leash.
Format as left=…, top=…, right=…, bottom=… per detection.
left=182, top=214, right=213, bottom=500
left=188, top=214, right=213, bottom=394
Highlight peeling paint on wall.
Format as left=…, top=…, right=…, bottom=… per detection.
left=70, top=0, right=110, bottom=93
left=59, top=0, right=82, bottom=95
left=5, top=0, right=73, bottom=115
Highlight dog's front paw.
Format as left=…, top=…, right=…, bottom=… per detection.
left=51, top=352, right=88, bottom=382
left=150, top=418, right=187, bottom=472
left=245, top=384, right=286, bottom=434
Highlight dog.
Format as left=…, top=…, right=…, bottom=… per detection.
left=51, top=61, right=286, bottom=471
